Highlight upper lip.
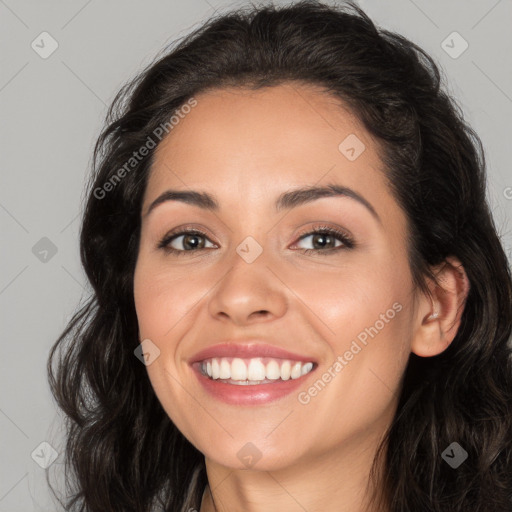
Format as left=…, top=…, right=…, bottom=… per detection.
left=189, top=342, right=318, bottom=364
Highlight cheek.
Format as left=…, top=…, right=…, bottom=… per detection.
left=295, top=252, right=409, bottom=339
left=303, top=250, right=413, bottom=393
left=297, top=277, right=411, bottom=445
left=133, top=258, right=204, bottom=437
left=133, top=254, right=200, bottom=339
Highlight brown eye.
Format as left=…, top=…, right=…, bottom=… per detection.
left=175, top=233, right=206, bottom=250
left=297, top=232, right=342, bottom=250
left=292, top=226, right=355, bottom=255
left=158, top=229, right=216, bottom=255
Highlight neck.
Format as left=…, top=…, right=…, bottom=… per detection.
left=199, top=429, right=389, bottom=512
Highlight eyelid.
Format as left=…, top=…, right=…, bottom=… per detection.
left=159, top=224, right=217, bottom=242
left=157, top=225, right=218, bottom=251
left=157, top=222, right=355, bottom=254
left=293, top=223, right=353, bottom=243
left=290, top=224, right=355, bottom=252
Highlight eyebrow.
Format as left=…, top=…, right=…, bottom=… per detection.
left=143, top=183, right=381, bottom=225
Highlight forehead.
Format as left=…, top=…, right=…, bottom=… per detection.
left=154, top=83, right=370, bottom=156
left=146, top=83, right=388, bottom=202
left=148, top=84, right=382, bottom=181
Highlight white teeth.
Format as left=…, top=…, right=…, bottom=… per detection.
left=301, top=362, right=313, bottom=375
left=201, top=357, right=315, bottom=383
left=219, top=359, right=231, bottom=379
left=231, top=358, right=247, bottom=380
left=280, top=360, right=291, bottom=380
left=265, top=360, right=281, bottom=380
left=211, top=359, right=220, bottom=379
left=290, top=362, right=302, bottom=379
left=247, top=358, right=266, bottom=381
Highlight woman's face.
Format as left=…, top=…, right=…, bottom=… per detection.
left=134, top=83, right=420, bottom=472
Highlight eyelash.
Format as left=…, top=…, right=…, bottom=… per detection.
left=157, top=224, right=355, bottom=257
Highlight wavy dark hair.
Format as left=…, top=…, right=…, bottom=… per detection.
left=46, top=1, right=512, bottom=510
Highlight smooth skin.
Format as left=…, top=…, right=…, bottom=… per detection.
left=133, top=83, right=470, bottom=512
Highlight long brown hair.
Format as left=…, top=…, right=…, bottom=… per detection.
left=47, top=1, right=512, bottom=510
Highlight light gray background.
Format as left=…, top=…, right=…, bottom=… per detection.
left=1, top=0, right=511, bottom=510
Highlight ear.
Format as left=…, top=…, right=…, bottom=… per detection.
left=411, top=255, right=470, bottom=357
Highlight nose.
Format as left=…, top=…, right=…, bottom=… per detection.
left=207, top=248, right=288, bottom=326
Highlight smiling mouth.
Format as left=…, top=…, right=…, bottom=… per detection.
left=197, top=356, right=316, bottom=385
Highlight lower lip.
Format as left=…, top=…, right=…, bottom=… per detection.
left=190, top=362, right=316, bottom=405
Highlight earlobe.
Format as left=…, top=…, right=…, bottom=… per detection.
left=411, top=256, right=470, bottom=358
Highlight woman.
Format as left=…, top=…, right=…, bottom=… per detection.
left=47, top=1, right=512, bottom=510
